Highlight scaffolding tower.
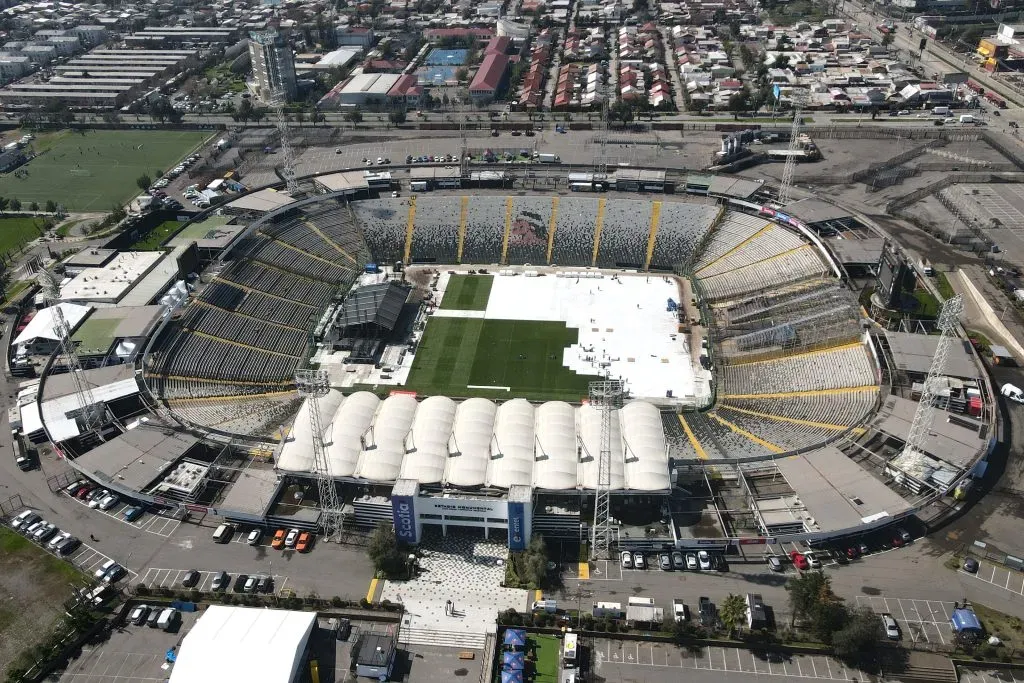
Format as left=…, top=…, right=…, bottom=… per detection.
left=590, top=379, right=623, bottom=559
left=275, top=92, right=299, bottom=195
left=294, top=368, right=344, bottom=539
left=778, top=92, right=808, bottom=205
left=890, top=294, right=964, bottom=485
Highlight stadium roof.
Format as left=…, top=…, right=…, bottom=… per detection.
left=781, top=198, right=852, bottom=225
left=169, top=606, right=316, bottom=683
left=884, top=331, right=979, bottom=379
left=71, top=305, right=163, bottom=356
left=336, top=282, right=409, bottom=331
left=871, top=395, right=984, bottom=469
left=72, top=422, right=199, bottom=490
left=278, top=392, right=671, bottom=491
left=826, top=237, right=884, bottom=264
left=313, top=170, right=370, bottom=194
left=706, top=176, right=762, bottom=199
left=14, top=303, right=91, bottom=346
left=226, top=188, right=297, bottom=214
left=168, top=215, right=247, bottom=250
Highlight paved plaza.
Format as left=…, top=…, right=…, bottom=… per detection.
left=381, top=531, right=528, bottom=647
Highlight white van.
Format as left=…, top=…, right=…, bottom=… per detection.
left=531, top=599, right=558, bottom=613
left=959, top=114, right=975, bottom=124
left=212, top=523, right=233, bottom=543
left=932, top=106, right=950, bottom=116
left=157, top=607, right=178, bottom=631
left=1001, top=383, right=1024, bottom=404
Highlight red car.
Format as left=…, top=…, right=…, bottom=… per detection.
left=891, top=536, right=905, bottom=548
left=846, top=546, right=860, bottom=560
left=75, top=485, right=95, bottom=500
left=790, top=551, right=810, bottom=570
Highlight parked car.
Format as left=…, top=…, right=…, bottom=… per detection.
left=805, top=552, right=821, bottom=569
left=124, top=505, right=145, bottom=522
left=881, top=613, right=900, bottom=640
left=285, top=528, right=300, bottom=548
left=766, top=555, right=783, bottom=572
left=963, top=557, right=980, bottom=573
left=75, top=485, right=94, bottom=500
left=633, top=552, right=645, bottom=569
left=130, top=604, right=151, bottom=626
left=56, top=536, right=80, bottom=555
left=33, top=522, right=57, bottom=543
left=87, top=489, right=109, bottom=508
left=233, top=574, right=249, bottom=593
left=182, top=569, right=201, bottom=588
left=243, top=575, right=258, bottom=593
left=94, top=559, right=118, bottom=580
left=211, top=571, right=230, bottom=591
left=891, top=535, right=905, bottom=548
left=897, top=528, right=912, bottom=543
left=247, top=529, right=263, bottom=546
left=48, top=531, right=70, bottom=550
left=671, top=551, right=685, bottom=570
left=659, top=553, right=672, bottom=570
left=697, top=550, right=712, bottom=571
left=685, top=553, right=698, bottom=570
left=102, top=564, right=126, bottom=584
left=620, top=551, right=632, bottom=569
left=64, top=479, right=86, bottom=495
left=272, top=529, right=287, bottom=549
left=98, top=494, right=119, bottom=511
left=790, top=551, right=810, bottom=570
left=698, top=597, right=716, bottom=627
left=10, top=510, right=38, bottom=529
left=296, top=531, right=313, bottom=552
left=257, top=575, right=274, bottom=594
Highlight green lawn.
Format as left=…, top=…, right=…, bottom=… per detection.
left=0, top=216, right=46, bottom=257
left=128, top=219, right=184, bottom=250
left=530, top=634, right=560, bottom=683
left=440, top=274, right=493, bottom=310
left=405, top=317, right=601, bottom=401
left=0, top=129, right=211, bottom=211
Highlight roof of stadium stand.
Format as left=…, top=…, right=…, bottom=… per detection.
left=277, top=392, right=672, bottom=491
left=825, top=237, right=885, bottom=264
left=781, top=198, right=853, bottom=224
left=169, top=606, right=316, bottom=683
left=336, top=282, right=410, bottom=331
left=884, top=331, right=979, bottom=379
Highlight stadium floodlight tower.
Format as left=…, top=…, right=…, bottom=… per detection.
left=897, top=294, right=964, bottom=481
left=590, top=379, right=624, bottom=559
left=274, top=90, right=300, bottom=195
left=36, top=270, right=105, bottom=441
left=778, top=90, right=809, bottom=205
left=294, top=368, right=344, bottom=539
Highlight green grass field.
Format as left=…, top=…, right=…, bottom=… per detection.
left=0, top=130, right=211, bottom=212
left=405, top=317, right=600, bottom=401
left=440, top=274, right=493, bottom=310
left=128, top=220, right=184, bottom=250
left=530, top=635, right=561, bottom=683
left=0, top=216, right=46, bottom=256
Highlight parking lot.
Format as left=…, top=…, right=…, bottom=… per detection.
left=960, top=560, right=1024, bottom=599
left=59, top=611, right=200, bottom=683
left=594, top=639, right=859, bottom=681
left=139, top=567, right=289, bottom=593
left=960, top=667, right=1024, bottom=683
left=65, top=489, right=181, bottom=538
left=855, top=596, right=957, bottom=644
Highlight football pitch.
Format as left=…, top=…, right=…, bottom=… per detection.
left=0, top=129, right=211, bottom=211
left=405, top=317, right=601, bottom=401
left=439, top=274, right=492, bottom=310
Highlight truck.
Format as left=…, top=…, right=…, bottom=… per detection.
left=959, top=114, right=975, bottom=125
left=410, top=181, right=429, bottom=192
left=931, top=106, right=950, bottom=116
left=672, top=598, right=690, bottom=623
left=536, top=153, right=560, bottom=163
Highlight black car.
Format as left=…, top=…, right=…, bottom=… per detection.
left=182, top=569, right=201, bottom=588
left=710, top=554, right=727, bottom=571
left=56, top=536, right=80, bottom=555
left=211, top=571, right=229, bottom=591
left=698, top=597, right=716, bottom=627
left=963, top=557, right=980, bottom=573
left=233, top=573, right=250, bottom=592
left=257, top=575, right=274, bottom=594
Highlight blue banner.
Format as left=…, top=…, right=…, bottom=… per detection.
left=773, top=84, right=781, bottom=100
left=508, top=502, right=526, bottom=551
left=392, top=495, right=418, bottom=544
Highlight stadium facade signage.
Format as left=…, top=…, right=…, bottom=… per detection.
left=392, top=495, right=418, bottom=543
left=417, top=497, right=508, bottom=516
left=508, top=501, right=526, bottom=551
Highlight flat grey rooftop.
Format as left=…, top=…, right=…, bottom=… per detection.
left=782, top=197, right=852, bottom=224
left=42, top=364, right=136, bottom=401
left=826, top=237, right=884, bottom=264
left=73, top=422, right=200, bottom=491
left=885, top=331, right=979, bottom=379
left=871, top=395, right=984, bottom=469
left=219, top=464, right=281, bottom=517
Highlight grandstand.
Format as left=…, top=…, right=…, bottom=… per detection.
left=146, top=199, right=369, bottom=435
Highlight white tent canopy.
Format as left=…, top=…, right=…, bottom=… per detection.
left=13, top=303, right=91, bottom=346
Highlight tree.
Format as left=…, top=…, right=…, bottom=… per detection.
left=10, top=198, right=20, bottom=212
left=345, top=109, right=363, bottom=125
left=718, top=594, right=747, bottom=637
left=367, top=522, right=407, bottom=578
left=881, top=32, right=895, bottom=48
left=785, top=571, right=834, bottom=627
left=235, top=98, right=253, bottom=123
left=136, top=173, right=152, bottom=191
left=30, top=201, right=39, bottom=212
left=45, top=200, right=56, bottom=213
left=251, top=107, right=268, bottom=124
left=517, top=535, right=549, bottom=588
left=388, top=110, right=407, bottom=125
left=455, top=66, right=469, bottom=83
left=831, top=607, right=881, bottom=661
left=728, top=87, right=750, bottom=120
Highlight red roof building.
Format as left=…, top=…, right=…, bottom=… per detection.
left=469, top=52, right=510, bottom=104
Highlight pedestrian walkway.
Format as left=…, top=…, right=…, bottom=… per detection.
left=380, top=531, right=527, bottom=649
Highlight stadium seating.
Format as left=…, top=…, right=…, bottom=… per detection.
left=693, top=212, right=770, bottom=270
left=719, top=345, right=876, bottom=395
left=408, top=196, right=462, bottom=263
left=506, top=197, right=554, bottom=265
left=352, top=198, right=408, bottom=264
left=649, top=202, right=720, bottom=270
left=695, top=225, right=805, bottom=279
left=698, top=246, right=828, bottom=302
left=595, top=198, right=651, bottom=268
left=550, top=197, right=600, bottom=266
left=461, top=197, right=506, bottom=263
left=720, top=389, right=878, bottom=431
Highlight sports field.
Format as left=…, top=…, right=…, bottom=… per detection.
left=0, top=130, right=211, bottom=211
left=0, top=216, right=46, bottom=257
left=405, top=317, right=600, bottom=401
left=439, top=274, right=492, bottom=310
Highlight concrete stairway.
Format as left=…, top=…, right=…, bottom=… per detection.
left=398, top=627, right=488, bottom=649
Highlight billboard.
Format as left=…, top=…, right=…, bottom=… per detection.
left=508, top=501, right=526, bottom=551
left=392, top=495, right=418, bottom=544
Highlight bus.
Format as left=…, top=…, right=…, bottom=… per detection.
left=562, top=632, right=578, bottom=668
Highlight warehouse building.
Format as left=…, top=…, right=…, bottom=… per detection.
left=125, top=26, right=239, bottom=47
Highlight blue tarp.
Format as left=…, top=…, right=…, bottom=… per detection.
left=503, top=629, right=527, bottom=648
left=503, top=652, right=525, bottom=671
left=951, top=608, right=983, bottom=632
left=165, top=649, right=177, bottom=662
left=501, top=670, right=524, bottom=683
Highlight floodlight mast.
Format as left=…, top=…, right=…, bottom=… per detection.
left=274, top=90, right=299, bottom=195
left=37, top=270, right=104, bottom=441
left=590, top=379, right=623, bottom=559
left=778, top=91, right=808, bottom=205
left=294, top=368, right=344, bottom=539
left=897, top=294, right=964, bottom=478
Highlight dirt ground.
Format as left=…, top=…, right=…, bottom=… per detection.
left=0, top=527, right=83, bottom=675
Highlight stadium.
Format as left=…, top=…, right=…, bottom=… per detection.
left=52, top=183, right=993, bottom=553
